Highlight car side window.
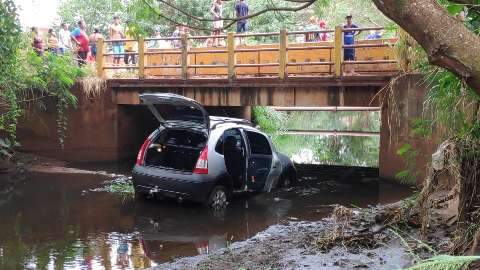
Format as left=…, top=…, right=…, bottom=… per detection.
left=215, top=129, right=243, bottom=155
left=246, top=131, right=272, bottom=155
left=215, top=134, right=224, bottom=154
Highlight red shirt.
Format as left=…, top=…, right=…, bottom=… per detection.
left=71, top=28, right=89, bottom=52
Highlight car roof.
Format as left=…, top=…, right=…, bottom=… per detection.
left=210, top=116, right=253, bottom=130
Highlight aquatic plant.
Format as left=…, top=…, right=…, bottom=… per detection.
left=405, top=255, right=480, bottom=270
left=93, top=177, right=135, bottom=197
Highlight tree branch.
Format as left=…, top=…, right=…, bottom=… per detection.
left=372, top=0, right=480, bottom=93
left=147, top=0, right=315, bottom=30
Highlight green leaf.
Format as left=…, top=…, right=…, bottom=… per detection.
left=397, top=144, right=412, bottom=156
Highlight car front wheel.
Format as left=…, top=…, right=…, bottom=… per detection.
left=204, top=185, right=228, bottom=209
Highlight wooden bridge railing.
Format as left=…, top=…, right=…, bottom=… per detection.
left=96, top=26, right=398, bottom=80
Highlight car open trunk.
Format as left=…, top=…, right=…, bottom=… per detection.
left=144, top=129, right=207, bottom=172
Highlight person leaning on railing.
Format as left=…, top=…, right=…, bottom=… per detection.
left=71, top=20, right=90, bottom=66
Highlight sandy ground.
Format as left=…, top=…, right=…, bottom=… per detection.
left=152, top=216, right=414, bottom=270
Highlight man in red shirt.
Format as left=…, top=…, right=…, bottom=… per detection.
left=71, top=20, right=89, bottom=66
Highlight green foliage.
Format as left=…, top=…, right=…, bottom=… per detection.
left=252, top=106, right=287, bottom=135
left=411, top=118, right=432, bottom=138
left=24, top=51, right=83, bottom=146
left=405, top=255, right=480, bottom=270
left=397, top=0, right=480, bottom=141
left=124, top=0, right=326, bottom=41
left=93, top=177, right=135, bottom=197
left=422, top=67, right=480, bottom=140
left=57, top=0, right=127, bottom=35
left=0, top=0, right=22, bottom=147
left=395, top=144, right=418, bottom=185
left=314, top=0, right=393, bottom=37
left=252, top=107, right=380, bottom=167
left=0, top=138, right=19, bottom=159
left=0, top=1, right=85, bottom=154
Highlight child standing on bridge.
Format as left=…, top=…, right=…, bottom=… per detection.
left=343, top=14, right=360, bottom=75
left=211, top=0, right=223, bottom=47
left=109, top=16, right=125, bottom=66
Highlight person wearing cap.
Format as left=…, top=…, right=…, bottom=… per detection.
left=343, top=14, right=360, bottom=75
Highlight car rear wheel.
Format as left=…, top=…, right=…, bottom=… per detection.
left=204, top=185, right=228, bottom=209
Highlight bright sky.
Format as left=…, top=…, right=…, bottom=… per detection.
left=15, top=0, right=60, bottom=29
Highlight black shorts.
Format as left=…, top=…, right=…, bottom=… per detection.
left=78, top=51, right=88, bottom=65
left=344, top=49, right=355, bottom=61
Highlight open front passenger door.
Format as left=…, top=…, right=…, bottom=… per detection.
left=245, top=131, right=273, bottom=191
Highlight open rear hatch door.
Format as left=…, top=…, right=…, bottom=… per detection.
left=140, top=93, right=210, bottom=133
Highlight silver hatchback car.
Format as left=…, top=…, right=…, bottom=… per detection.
left=132, top=93, right=297, bottom=208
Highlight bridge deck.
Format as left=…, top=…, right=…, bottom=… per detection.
left=109, top=74, right=392, bottom=107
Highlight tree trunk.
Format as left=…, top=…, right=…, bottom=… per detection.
left=372, top=0, right=480, bottom=94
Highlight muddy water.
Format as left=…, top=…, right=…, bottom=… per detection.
left=0, top=167, right=411, bottom=270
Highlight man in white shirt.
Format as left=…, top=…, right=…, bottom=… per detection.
left=58, top=23, right=73, bottom=54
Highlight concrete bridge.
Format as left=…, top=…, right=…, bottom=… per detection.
left=97, top=27, right=398, bottom=110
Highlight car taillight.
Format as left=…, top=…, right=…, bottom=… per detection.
left=136, top=137, right=152, bottom=165
left=193, top=146, right=208, bottom=174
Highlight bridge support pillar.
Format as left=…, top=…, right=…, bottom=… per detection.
left=379, top=74, right=439, bottom=185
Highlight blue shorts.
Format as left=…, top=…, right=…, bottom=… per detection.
left=112, top=42, right=124, bottom=58
left=90, top=44, right=97, bottom=57
left=237, top=21, right=248, bottom=33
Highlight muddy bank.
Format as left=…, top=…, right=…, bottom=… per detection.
left=152, top=209, right=415, bottom=270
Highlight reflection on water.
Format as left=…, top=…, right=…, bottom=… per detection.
left=274, top=134, right=379, bottom=167
left=0, top=169, right=410, bottom=269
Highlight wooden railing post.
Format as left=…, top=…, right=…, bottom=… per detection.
left=138, top=37, right=145, bottom=79
left=96, top=38, right=105, bottom=78
left=334, top=25, right=343, bottom=77
left=181, top=34, right=189, bottom=80
left=227, top=32, right=236, bottom=81
left=278, top=29, right=287, bottom=79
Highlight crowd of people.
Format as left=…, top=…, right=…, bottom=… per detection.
left=30, top=0, right=383, bottom=75
left=30, top=0, right=250, bottom=66
left=31, top=20, right=102, bottom=66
